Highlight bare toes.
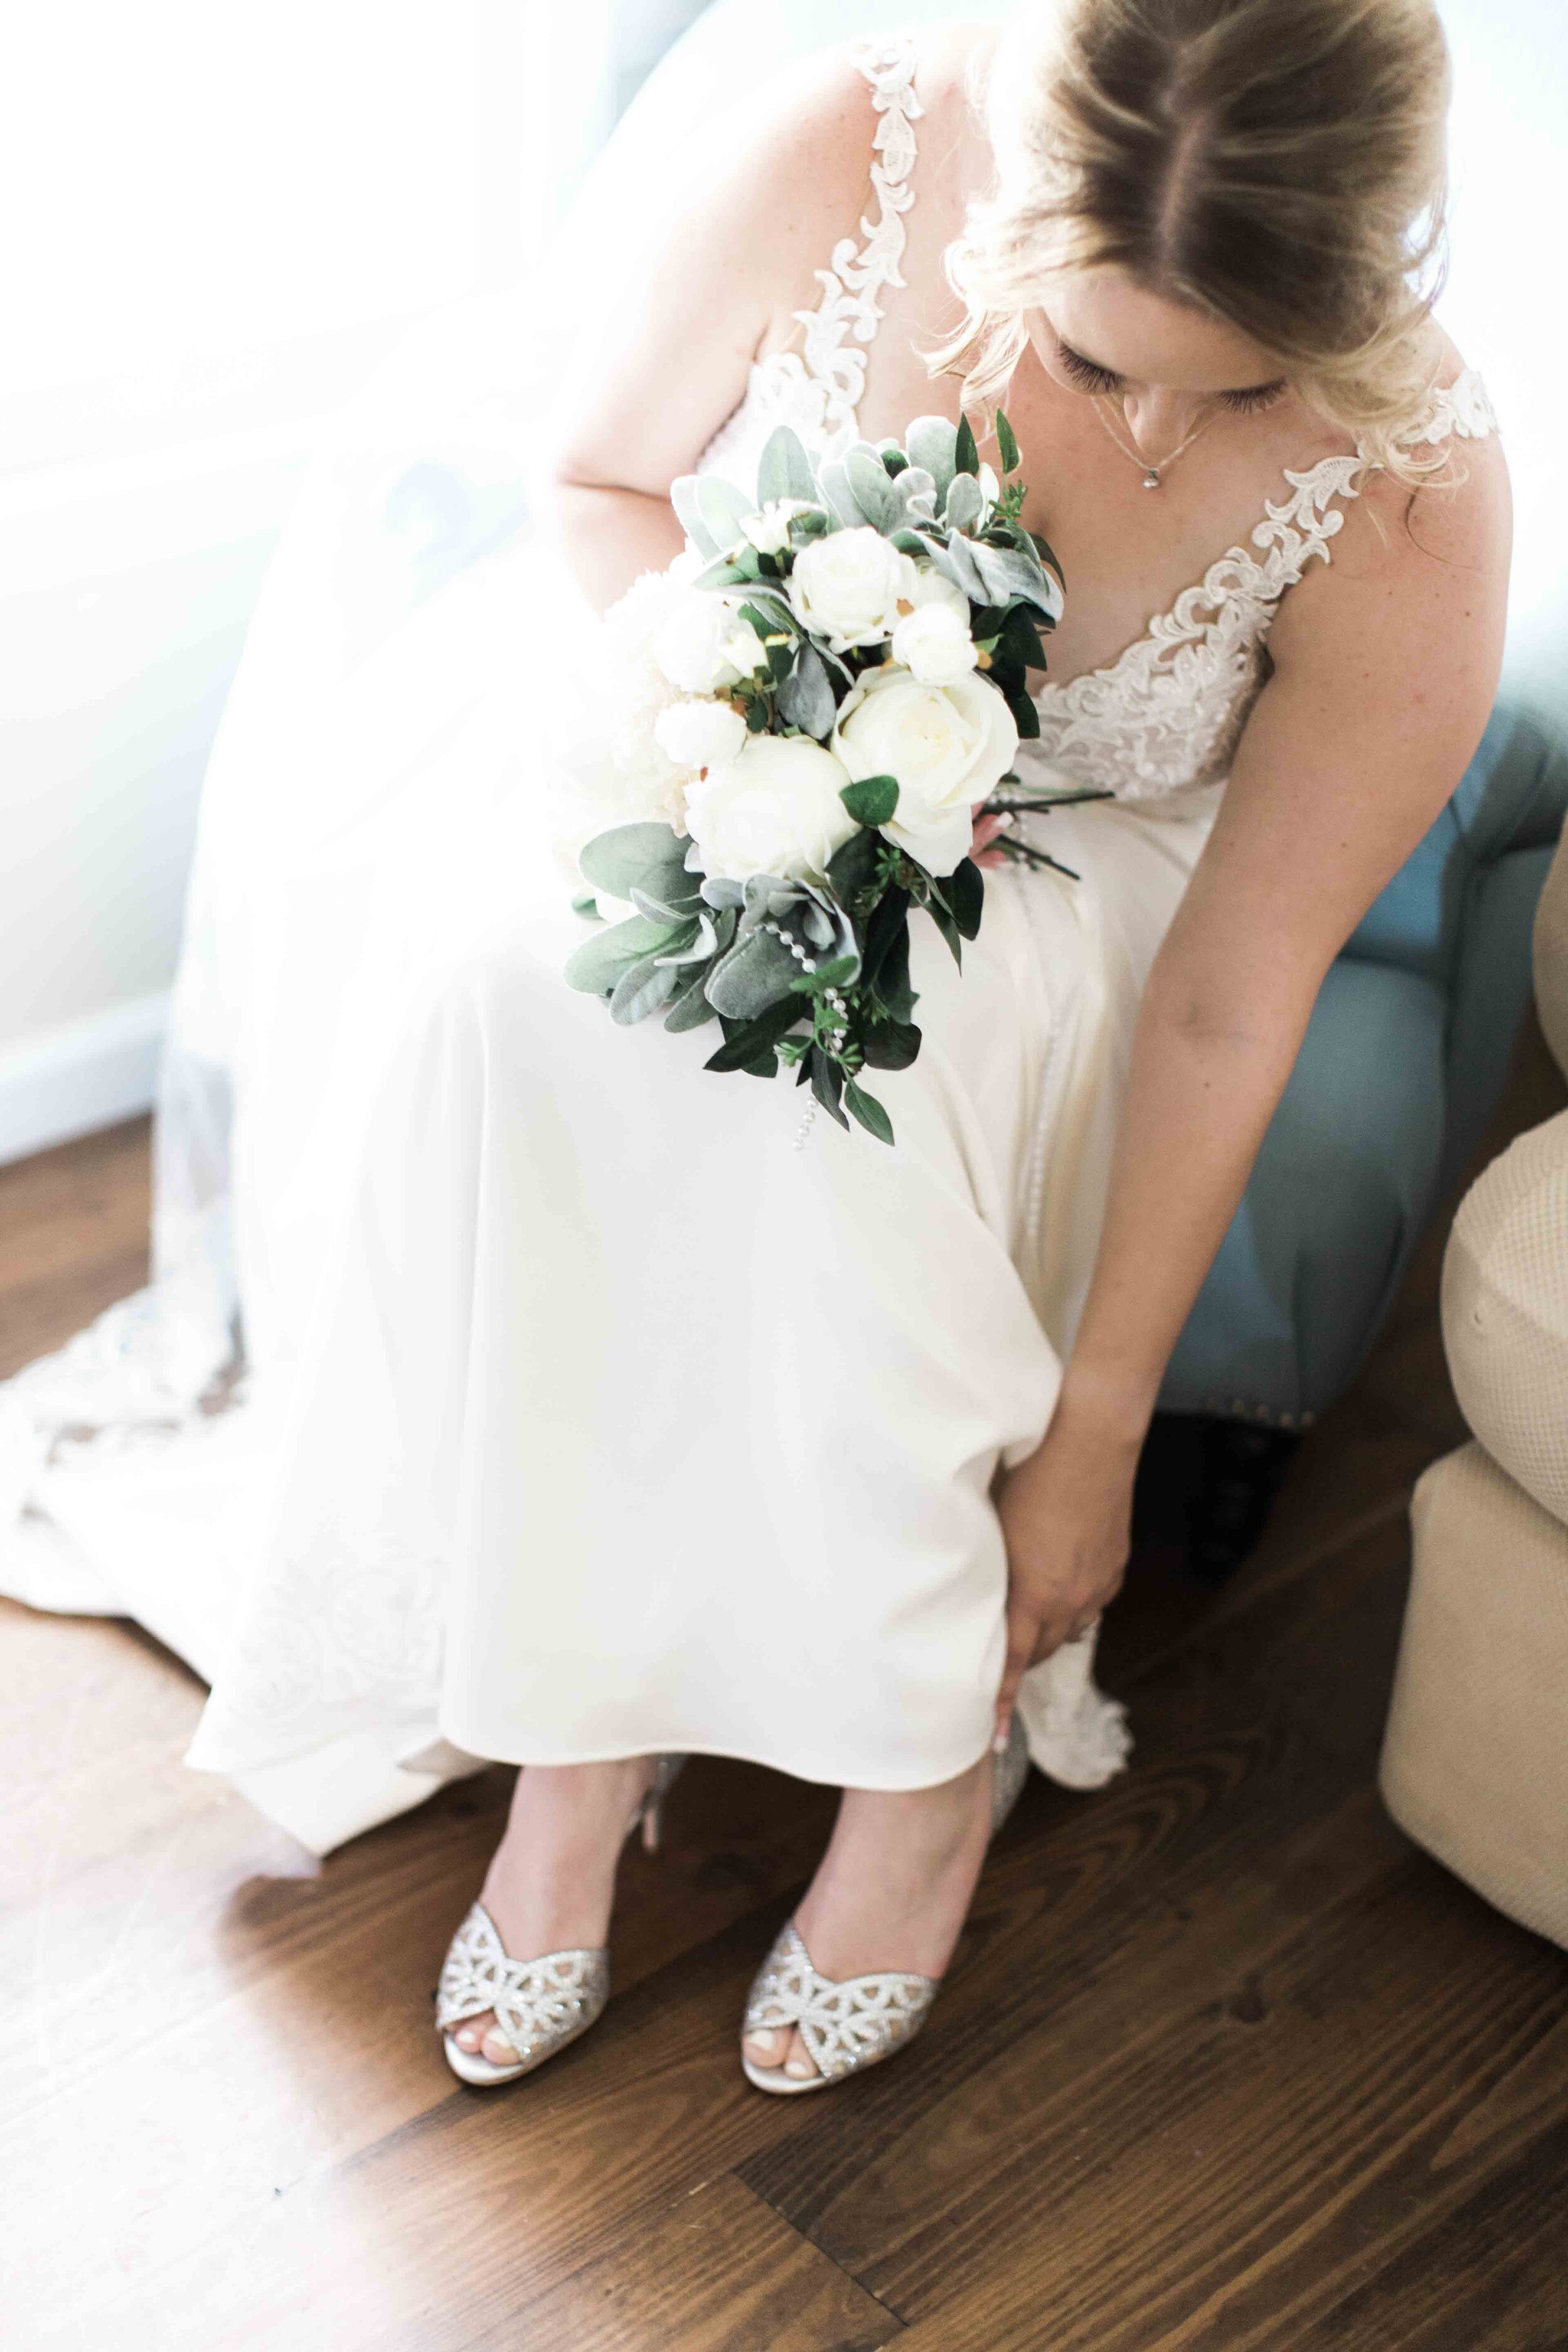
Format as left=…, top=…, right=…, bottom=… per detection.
left=781, top=2028, right=818, bottom=2083
left=744, top=2026, right=787, bottom=2069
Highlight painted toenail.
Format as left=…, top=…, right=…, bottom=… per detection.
left=785, top=2055, right=814, bottom=2078
left=456, top=2029, right=479, bottom=2049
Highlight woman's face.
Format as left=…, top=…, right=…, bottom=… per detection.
left=1029, top=270, right=1291, bottom=455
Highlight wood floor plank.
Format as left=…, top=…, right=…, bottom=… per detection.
left=476, top=2173, right=900, bottom=2352
left=872, top=1870, right=1567, bottom=2352
left=0, top=1116, right=150, bottom=1373
left=4, top=1029, right=1564, bottom=2352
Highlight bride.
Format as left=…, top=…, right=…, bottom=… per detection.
left=9, top=0, right=1507, bottom=2095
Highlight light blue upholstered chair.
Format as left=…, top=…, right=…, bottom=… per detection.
left=1165, top=702, right=1568, bottom=1429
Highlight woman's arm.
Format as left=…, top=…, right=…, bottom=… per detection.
left=538, top=50, right=880, bottom=612
left=993, top=426, right=1512, bottom=1740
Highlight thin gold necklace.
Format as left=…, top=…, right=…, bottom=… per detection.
left=1093, top=395, right=1219, bottom=490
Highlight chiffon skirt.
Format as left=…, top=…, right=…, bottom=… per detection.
left=181, top=665, right=1219, bottom=1813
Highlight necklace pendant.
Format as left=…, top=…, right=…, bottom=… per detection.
left=1142, top=468, right=1161, bottom=490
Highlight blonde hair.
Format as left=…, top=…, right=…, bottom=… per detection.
left=937, top=0, right=1453, bottom=481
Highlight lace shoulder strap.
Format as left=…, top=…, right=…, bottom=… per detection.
left=791, top=34, right=923, bottom=437
left=1392, top=366, right=1499, bottom=451
left=1241, top=364, right=1500, bottom=600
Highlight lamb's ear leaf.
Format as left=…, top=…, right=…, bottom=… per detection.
left=664, top=967, right=719, bottom=1030
left=844, top=447, right=898, bottom=532
left=995, top=409, right=1020, bottom=474
left=609, top=950, right=682, bottom=1025
left=906, top=415, right=959, bottom=502
left=756, top=424, right=818, bottom=507
left=844, top=1078, right=895, bottom=1145
left=670, top=475, right=718, bottom=558
left=695, top=474, right=753, bottom=554
left=577, top=822, right=692, bottom=904
left=954, top=413, right=980, bottom=478
left=777, top=641, right=837, bottom=739
left=564, top=913, right=679, bottom=995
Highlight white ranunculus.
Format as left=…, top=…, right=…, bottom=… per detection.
left=832, top=665, right=1019, bottom=876
left=654, top=590, right=764, bottom=693
left=788, top=526, right=913, bottom=650
left=741, top=497, right=820, bottom=555
left=684, top=733, right=857, bottom=884
left=890, top=602, right=978, bottom=686
left=653, top=696, right=750, bottom=773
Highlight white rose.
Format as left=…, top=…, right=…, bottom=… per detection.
left=654, top=590, right=765, bottom=692
left=741, top=497, right=820, bottom=555
left=788, top=526, right=913, bottom=650
left=832, top=665, right=1019, bottom=876
left=684, top=733, right=857, bottom=884
left=652, top=696, right=750, bottom=773
left=890, top=602, right=978, bottom=686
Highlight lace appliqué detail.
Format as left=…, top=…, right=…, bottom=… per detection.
left=1028, top=368, right=1499, bottom=807
left=743, top=1919, right=938, bottom=2082
left=694, top=33, right=921, bottom=482
left=436, top=1902, right=609, bottom=2069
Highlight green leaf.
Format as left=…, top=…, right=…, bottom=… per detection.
left=947, top=857, right=985, bottom=942
left=809, top=1048, right=850, bottom=1128
left=670, top=474, right=719, bottom=558
left=570, top=891, right=599, bottom=919
left=756, top=423, right=818, bottom=507
left=578, top=822, right=696, bottom=907
left=928, top=899, right=963, bottom=969
left=704, top=995, right=806, bottom=1073
left=906, top=415, right=959, bottom=502
left=777, top=641, right=837, bottom=739
left=995, top=409, right=1020, bottom=475
left=695, top=474, right=753, bottom=556
left=844, top=1078, right=895, bottom=1145
left=954, top=412, right=980, bottom=478
left=609, top=951, right=679, bottom=1025
left=825, top=826, right=884, bottom=904
left=840, top=773, right=899, bottom=828
left=664, top=968, right=718, bottom=1031
left=860, top=1016, right=921, bottom=1071
left=795, top=951, right=860, bottom=990
left=563, top=913, right=681, bottom=995
left=844, top=447, right=899, bottom=531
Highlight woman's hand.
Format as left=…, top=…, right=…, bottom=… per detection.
left=970, top=800, right=1010, bottom=869
left=991, top=1390, right=1140, bottom=1747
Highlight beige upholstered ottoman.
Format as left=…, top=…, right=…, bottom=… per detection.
left=1379, top=827, right=1568, bottom=1949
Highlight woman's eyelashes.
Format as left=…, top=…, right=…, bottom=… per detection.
left=1055, top=339, right=1288, bottom=416
left=1216, top=379, right=1289, bottom=415
left=1056, top=342, right=1122, bottom=395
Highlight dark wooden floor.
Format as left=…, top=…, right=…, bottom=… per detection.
left=3, top=1034, right=1567, bottom=2352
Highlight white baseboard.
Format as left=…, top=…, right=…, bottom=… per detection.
left=0, top=991, right=170, bottom=1168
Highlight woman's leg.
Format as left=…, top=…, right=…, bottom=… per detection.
left=447, top=1756, right=665, bottom=2065
left=741, top=1756, right=1000, bottom=2085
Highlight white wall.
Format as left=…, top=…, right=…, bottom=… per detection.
left=0, top=0, right=621, bottom=1165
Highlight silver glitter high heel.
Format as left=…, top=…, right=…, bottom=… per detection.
left=740, top=1715, right=1030, bottom=2095
left=436, top=1753, right=684, bottom=2087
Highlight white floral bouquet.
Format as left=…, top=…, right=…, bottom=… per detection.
left=562, top=411, right=1101, bottom=1143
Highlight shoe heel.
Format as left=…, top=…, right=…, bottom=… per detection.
left=632, top=1752, right=685, bottom=1854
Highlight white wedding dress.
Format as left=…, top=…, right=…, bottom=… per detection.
left=1, top=33, right=1496, bottom=1853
